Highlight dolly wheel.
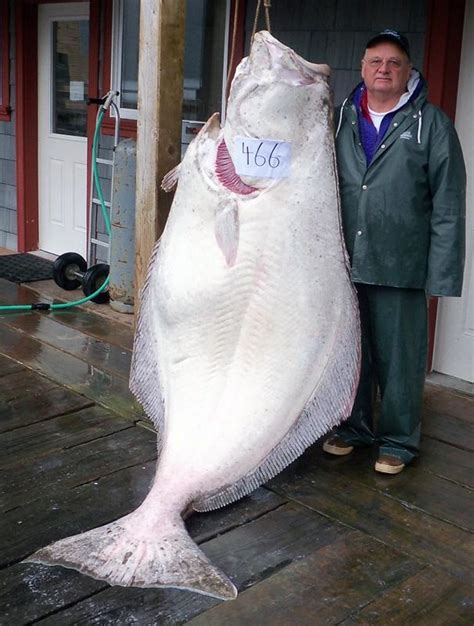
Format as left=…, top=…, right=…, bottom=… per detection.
left=83, top=263, right=110, bottom=304
left=53, top=252, right=88, bottom=290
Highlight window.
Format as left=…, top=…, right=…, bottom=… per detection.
left=180, top=0, right=230, bottom=155
left=52, top=19, right=89, bottom=136
left=0, top=0, right=10, bottom=120
left=183, top=0, right=230, bottom=121
left=108, top=0, right=230, bottom=132
left=111, top=0, right=139, bottom=120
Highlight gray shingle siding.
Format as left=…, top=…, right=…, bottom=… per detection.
left=245, top=0, right=427, bottom=106
left=0, top=132, right=15, bottom=159
left=0, top=158, right=15, bottom=185
left=0, top=0, right=16, bottom=250
left=0, top=183, right=16, bottom=211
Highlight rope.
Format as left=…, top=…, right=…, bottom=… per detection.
left=264, top=0, right=271, bottom=31
left=227, top=0, right=272, bottom=96
left=226, top=0, right=240, bottom=84
left=252, top=0, right=271, bottom=41
left=251, top=0, right=261, bottom=39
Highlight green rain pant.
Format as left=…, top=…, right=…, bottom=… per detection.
left=335, top=283, right=428, bottom=463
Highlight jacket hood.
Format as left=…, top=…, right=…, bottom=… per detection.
left=336, top=70, right=428, bottom=142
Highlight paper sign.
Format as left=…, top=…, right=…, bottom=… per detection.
left=233, top=137, right=291, bottom=179
left=70, top=81, right=85, bottom=102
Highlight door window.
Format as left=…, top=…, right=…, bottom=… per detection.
left=52, top=19, right=89, bottom=136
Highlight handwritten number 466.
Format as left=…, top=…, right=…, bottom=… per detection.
left=241, top=142, right=281, bottom=168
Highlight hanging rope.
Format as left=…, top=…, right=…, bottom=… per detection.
left=226, top=0, right=240, bottom=84
left=264, top=0, right=272, bottom=32
left=227, top=0, right=272, bottom=97
left=251, top=0, right=272, bottom=40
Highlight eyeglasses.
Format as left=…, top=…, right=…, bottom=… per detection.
left=363, top=57, right=406, bottom=70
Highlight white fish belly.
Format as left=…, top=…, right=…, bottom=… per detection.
left=145, top=147, right=355, bottom=501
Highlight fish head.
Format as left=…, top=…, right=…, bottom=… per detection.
left=224, top=31, right=332, bottom=167
left=247, top=30, right=328, bottom=87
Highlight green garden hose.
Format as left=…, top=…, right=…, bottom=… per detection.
left=0, top=106, right=112, bottom=312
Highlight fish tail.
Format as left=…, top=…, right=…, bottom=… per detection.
left=25, top=513, right=237, bottom=600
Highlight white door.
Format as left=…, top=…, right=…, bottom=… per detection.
left=433, top=0, right=474, bottom=383
left=38, top=3, right=90, bottom=257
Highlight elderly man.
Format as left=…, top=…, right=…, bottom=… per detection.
left=323, top=30, right=466, bottom=473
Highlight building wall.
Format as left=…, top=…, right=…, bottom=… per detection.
left=0, top=0, right=16, bottom=250
left=433, top=0, right=474, bottom=382
left=244, top=0, right=427, bottom=106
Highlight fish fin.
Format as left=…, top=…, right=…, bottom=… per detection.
left=161, top=164, right=181, bottom=192
left=215, top=198, right=240, bottom=266
left=194, top=296, right=361, bottom=512
left=130, top=239, right=166, bottom=437
left=199, top=111, right=221, bottom=139
left=25, top=514, right=237, bottom=600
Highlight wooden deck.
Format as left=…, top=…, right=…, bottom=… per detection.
left=0, top=277, right=473, bottom=625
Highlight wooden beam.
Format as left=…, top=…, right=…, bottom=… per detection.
left=134, top=0, right=186, bottom=304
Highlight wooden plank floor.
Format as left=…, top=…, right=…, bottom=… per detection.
left=0, top=278, right=473, bottom=625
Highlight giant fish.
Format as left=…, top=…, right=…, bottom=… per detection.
left=27, top=31, right=360, bottom=600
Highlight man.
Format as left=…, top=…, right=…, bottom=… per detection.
left=324, top=30, right=466, bottom=474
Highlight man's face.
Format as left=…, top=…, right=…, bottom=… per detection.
left=361, top=42, right=412, bottom=99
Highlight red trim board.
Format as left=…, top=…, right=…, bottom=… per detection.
left=423, top=0, right=466, bottom=369
left=15, top=1, right=38, bottom=252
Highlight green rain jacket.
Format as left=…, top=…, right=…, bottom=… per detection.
left=335, top=77, right=466, bottom=297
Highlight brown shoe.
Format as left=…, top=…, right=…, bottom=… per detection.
left=375, top=455, right=405, bottom=475
left=323, top=436, right=354, bottom=456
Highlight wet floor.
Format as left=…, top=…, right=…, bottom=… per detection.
left=0, top=277, right=472, bottom=625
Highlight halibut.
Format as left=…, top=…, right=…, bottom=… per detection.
left=27, top=31, right=360, bottom=600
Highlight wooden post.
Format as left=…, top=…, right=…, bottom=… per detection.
left=134, top=0, right=186, bottom=305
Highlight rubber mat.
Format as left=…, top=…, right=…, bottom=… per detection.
left=0, top=253, right=54, bottom=283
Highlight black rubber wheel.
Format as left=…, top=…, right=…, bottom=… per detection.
left=82, top=263, right=110, bottom=304
left=53, top=252, right=88, bottom=290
